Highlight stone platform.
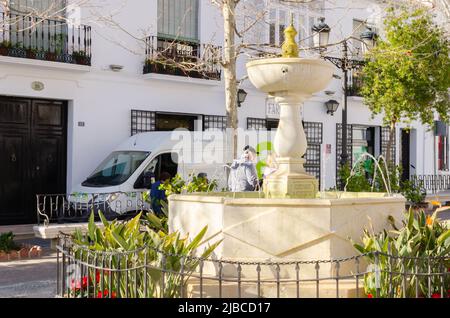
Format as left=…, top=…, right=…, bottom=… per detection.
left=169, top=192, right=406, bottom=278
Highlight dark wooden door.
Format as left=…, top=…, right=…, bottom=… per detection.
left=0, top=97, right=67, bottom=225
left=401, top=129, right=411, bottom=182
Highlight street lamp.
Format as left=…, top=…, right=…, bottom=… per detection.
left=325, top=99, right=340, bottom=116
left=312, top=17, right=330, bottom=50
left=312, top=17, right=377, bottom=186
left=360, top=26, right=378, bottom=55
left=237, top=89, right=248, bottom=108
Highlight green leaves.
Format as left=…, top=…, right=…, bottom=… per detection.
left=71, top=211, right=221, bottom=298
left=362, top=7, right=450, bottom=131
left=354, top=208, right=450, bottom=297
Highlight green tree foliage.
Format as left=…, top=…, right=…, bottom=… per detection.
left=362, top=7, right=450, bottom=163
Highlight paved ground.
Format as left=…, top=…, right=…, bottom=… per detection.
left=0, top=238, right=57, bottom=298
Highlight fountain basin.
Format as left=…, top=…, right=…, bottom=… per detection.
left=246, top=58, right=334, bottom=97
left=169, top=192, right=406, bottom=277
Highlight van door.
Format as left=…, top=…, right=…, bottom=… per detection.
left=134, top=152, right=178, bottom=189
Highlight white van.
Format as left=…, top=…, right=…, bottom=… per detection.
left=66, top=131, right=236, bottom=220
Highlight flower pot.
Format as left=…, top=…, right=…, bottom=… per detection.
left=45, top=52, right=57, bottom=61
left=0, top=46, right=9, bottom=56
left=26, top=50, right=37, bottom=59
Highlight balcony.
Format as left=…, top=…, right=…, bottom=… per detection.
left=347, top=68, right=364, bottom=97
left=144, top=36, right=221, bottom=81
left=0, top=13, right=91, bottom=66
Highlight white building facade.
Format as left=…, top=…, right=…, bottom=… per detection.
left=0, top=0, right=447, bottom=225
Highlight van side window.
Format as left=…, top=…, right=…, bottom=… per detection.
left=134, top=152, right=178, bottom=189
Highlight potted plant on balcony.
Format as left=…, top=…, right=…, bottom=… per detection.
left=45, top=50, right=57, bottom=61
left=72, top=51, right=89, bottom=65
left=26, top=47, right=38, bottom=59
left=0, top=40, right=12, bottom=56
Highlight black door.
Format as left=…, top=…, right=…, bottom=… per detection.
left=0, top=97, right=67, bottom=225
left=401, top=129, right=411, bottom=182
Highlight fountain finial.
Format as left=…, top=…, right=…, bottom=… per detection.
left=281, top=13, right=299, bottom=58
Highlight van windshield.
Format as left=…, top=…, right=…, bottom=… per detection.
left=82, top=151, right=150, bottom=187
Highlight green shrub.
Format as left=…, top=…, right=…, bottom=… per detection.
left=159, top=173, right=218, bottom=196
left=353, top=209, right=450, bottom=298
left=339, top=162, right=402, bottom=194
left=0, top=232, right=20, bottom=253
left=401, top=180, right=426, bottom=205
left=70, top=211, right=221, bottom=298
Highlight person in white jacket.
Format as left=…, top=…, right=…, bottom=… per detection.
left=228, top=146, right=259, bottom=192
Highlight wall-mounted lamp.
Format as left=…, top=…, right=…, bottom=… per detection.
left=237, top=89, right=248, bottom=107
left=325, top=99, right=340, bottom=116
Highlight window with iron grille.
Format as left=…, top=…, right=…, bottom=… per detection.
left=247, top=118, right=267, bottom=130
left=203, top=115, right=227, bottom=131
left=304, top=122, right=323, bottom=144
left=131, top=110, right=156, bottom=136
left=304, top=122, right=322, bottom=185
left=247, top=118, right=322, bottom=186
left=336, top=124, right=354, bottom=188
left=381, top=126, right=396, bottom=165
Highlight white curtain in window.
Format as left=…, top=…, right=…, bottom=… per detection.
left=157, top=0, right=199, bottom=42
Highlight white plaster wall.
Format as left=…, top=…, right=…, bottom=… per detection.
left=0, top=0, right=443, bottom=193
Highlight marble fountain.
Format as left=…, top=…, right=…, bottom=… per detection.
left=168, top=22, right=405, bottom=298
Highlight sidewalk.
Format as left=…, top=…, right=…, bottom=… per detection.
left=0, top=238, right=57, bottom=298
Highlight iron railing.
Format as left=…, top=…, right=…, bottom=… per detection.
left=411, top=175, right=450, bottom=194
left=0, top=13, right=91, bottom=65
left=144, top=35, right=221, bottom=80
left=347, top=68, right=363, bottom=97
left=56, top=234, right=450, bottom=299
left=36, top=192, right=151, bottom=226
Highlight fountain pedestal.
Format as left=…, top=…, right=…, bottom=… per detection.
left=264, top=93, right=318, bottom=198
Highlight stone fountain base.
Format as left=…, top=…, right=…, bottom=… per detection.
left=169, top=192, right=406, bottom=279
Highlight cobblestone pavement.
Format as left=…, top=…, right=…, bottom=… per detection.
left=0, top=238, right=56, bottom=298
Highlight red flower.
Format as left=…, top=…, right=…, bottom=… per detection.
left=96, top=289, right=117, bottom=298
left=367, top=293, right=373, bottom=298
left=70, top=276, right=89, bottom=291
left=431, top=293, right=441, bottom=298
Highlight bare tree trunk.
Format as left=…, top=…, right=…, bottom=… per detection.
left=222, top=0, right=239, bottom=160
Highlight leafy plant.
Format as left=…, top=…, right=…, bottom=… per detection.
left=353, top=209, right=450, bottom=298
left=159, top=174, right=218, bottom=197
left=0, top=232, right=20, bottom=253
left=401, top=180, right=426, bottom=205
left=362, top=7, right=450, bottom=164
left=339, top=161, right=402, bottom=194
left=0, top=40, right=12, bottom=48
left=339, top=163, right=372, bottom=192
left=70, top=211, right=221, bottom=298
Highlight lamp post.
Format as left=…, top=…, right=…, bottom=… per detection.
left=312, top=18, right=377, bottom=176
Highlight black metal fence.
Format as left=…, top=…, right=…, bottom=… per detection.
left=36, top=192, right=151, bottom=226
left=144, top=35, right=221, bottom=80
left=411, top=175, right=450, bottom=194
left=56, top=234, right=450, bottom=299
left=0, top=12, right=91, bottom=65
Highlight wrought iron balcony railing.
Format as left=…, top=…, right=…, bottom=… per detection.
left=0, top=13, right=91, bottom=66
left=144, top=35, right=221, bottom=81
left=347, top=68, right=364, bottom=97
